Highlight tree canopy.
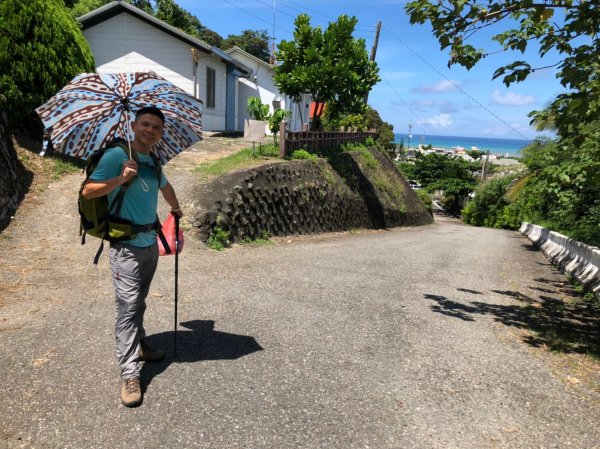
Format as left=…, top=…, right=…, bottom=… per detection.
left=405, top=0, right=600, bottom=246
left=397, top=152, right=478, bottom=215
left=223, top=30, right=271, bottom=63
left=274, top=14, right=380, bottom=130
left=0, top=0, right=95, bottom=131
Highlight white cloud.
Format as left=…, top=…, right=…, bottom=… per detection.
left=417, top=114, right=452, bottom=127
left=413, top=80, right=462, bottom=93
left=491, top=90, right=536, bottom=106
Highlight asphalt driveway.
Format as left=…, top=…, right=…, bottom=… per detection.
left=2, top=203, right=600, bottom=448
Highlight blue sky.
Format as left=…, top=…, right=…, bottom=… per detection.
left=177, top=0, right=564, bottom=140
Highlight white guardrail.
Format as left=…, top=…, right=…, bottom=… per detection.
left=519, top=222, right=600, bottom=298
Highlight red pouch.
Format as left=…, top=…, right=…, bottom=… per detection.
left=158, top=213, right=184, bottom=256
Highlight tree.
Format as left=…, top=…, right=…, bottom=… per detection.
left=197, top=28, right=223, bottom=48
left=155, top=0, right=224, bottom=46
left=274, top=14, right=380, bottom=130
left=364, top=107, right=395, bottom=149
left=406, top=152, right=477, bottom=216
left=222, top=30, right=270, bottom=62
left=71, top=0, right=153, bottom=17
left=462, top=175, right=520, bottom=228
left=406, top=0, right=600, bottom=244
left=0, top=0, right=95, bottom=131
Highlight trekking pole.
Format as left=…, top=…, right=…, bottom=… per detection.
left=174, top=213, right=179, bottom=358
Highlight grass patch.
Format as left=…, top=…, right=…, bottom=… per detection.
left=241, top=230, right=272, bottom=246
left=206, top=226, right=231, bottom=251
left=194, top=145, right=280, bottom=178
left=51, top=158, right=80, bottom=179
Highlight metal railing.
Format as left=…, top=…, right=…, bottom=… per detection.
left=278, top=122, right=377, bottom=158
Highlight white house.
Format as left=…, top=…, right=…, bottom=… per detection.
left=224, top=46, right=310, bottom=132
left=78, top=1, right=251, bottom=132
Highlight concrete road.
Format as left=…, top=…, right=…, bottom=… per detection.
left=1, top=215, right=600, bottom=449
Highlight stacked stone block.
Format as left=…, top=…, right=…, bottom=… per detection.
left=191, top=160, right=371, bottom=243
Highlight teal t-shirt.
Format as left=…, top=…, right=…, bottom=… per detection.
left=89, top=146, right=168, bottom=247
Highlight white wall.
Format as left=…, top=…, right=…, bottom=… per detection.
left=229, top=50, right=280, bottom=132
left=226, top=48, right=311, bottom=132
left=84, top=12, right=227, bottom=130
left=196, top=54, right=227, bottom=131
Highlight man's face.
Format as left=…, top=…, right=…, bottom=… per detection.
left=132, top=113, right=164, bottom=147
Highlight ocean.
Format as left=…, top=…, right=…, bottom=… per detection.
left=394, top=134, right=531, bottom=157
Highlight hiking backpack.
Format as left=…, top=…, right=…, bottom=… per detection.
left=78, top=138, right=171, bottom=263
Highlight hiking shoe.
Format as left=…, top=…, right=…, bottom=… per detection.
left=121, top=377, right=142, bottom=407
left=139, top=339, right=165, bottom=362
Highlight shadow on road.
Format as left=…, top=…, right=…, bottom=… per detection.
left=140, top=320, right=263, bottom=392
left=424, top=288, right=600, bottom=358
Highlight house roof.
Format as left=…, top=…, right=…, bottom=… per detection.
left=224, top=46, right=274, bottom=71
left=78, top=1, right=251, bottom=76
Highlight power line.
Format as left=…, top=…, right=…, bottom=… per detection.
left=222, top=0, right=294, bottom=37
left=381, top=26, right=530, bottom=140
left=276, top=0, right=377, bottom=31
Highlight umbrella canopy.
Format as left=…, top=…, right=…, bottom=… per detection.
left=36, top=71, right=203, bottom=163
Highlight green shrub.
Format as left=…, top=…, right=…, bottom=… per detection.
left=247, top=97, right=269, bottom=121
left=0, top=0, right=95, bottom=131
left=206, top=226, right=231, bottom=251
left=462, top=175, right=518, bottom=228
left=259, top=143, right=280, bottom=157
left=241, top=230, right=272, bottom=246
left=415, top=189, right=432, bottom=214
left=290, top=149, right=317, bottom=160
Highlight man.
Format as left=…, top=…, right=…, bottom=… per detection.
left=82, top=106, right=182, bottom=407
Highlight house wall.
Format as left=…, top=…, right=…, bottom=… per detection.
left=231, top=52, right=280, bottom=132
left=226, top=49, right=306, bottom=133
left=83, top=12, right=228, bottom=131
left=196, top=54, right=227, bottom=131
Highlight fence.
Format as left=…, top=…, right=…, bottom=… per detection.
left=279, top=122, right=377, bottom=158
left=520, top=222, right=600, bottom=298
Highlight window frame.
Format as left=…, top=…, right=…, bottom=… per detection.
left=206, top=66, right=216, bottom=109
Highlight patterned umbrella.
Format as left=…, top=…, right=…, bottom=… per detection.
left=36, top=71, right=202, bottom=163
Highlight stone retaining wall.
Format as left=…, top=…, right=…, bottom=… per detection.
left=520, top=222, right=600, bottom=298
left=191, top=159, right=372, bottom=242
left=190, top=150, right=433, bottom=243
left=0, top=106, right=24, bottom=231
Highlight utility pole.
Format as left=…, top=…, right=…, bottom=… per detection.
left=364, top=21, right=382, bottom=104
left=270, top=0, right=276, bottom=64
left=481, top=150, right=490, bottom=182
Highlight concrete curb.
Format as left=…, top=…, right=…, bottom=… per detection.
left=520, top=222, right=600, bottom=298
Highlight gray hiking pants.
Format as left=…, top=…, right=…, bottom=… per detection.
left=109, top=241, right=159, bottom=379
